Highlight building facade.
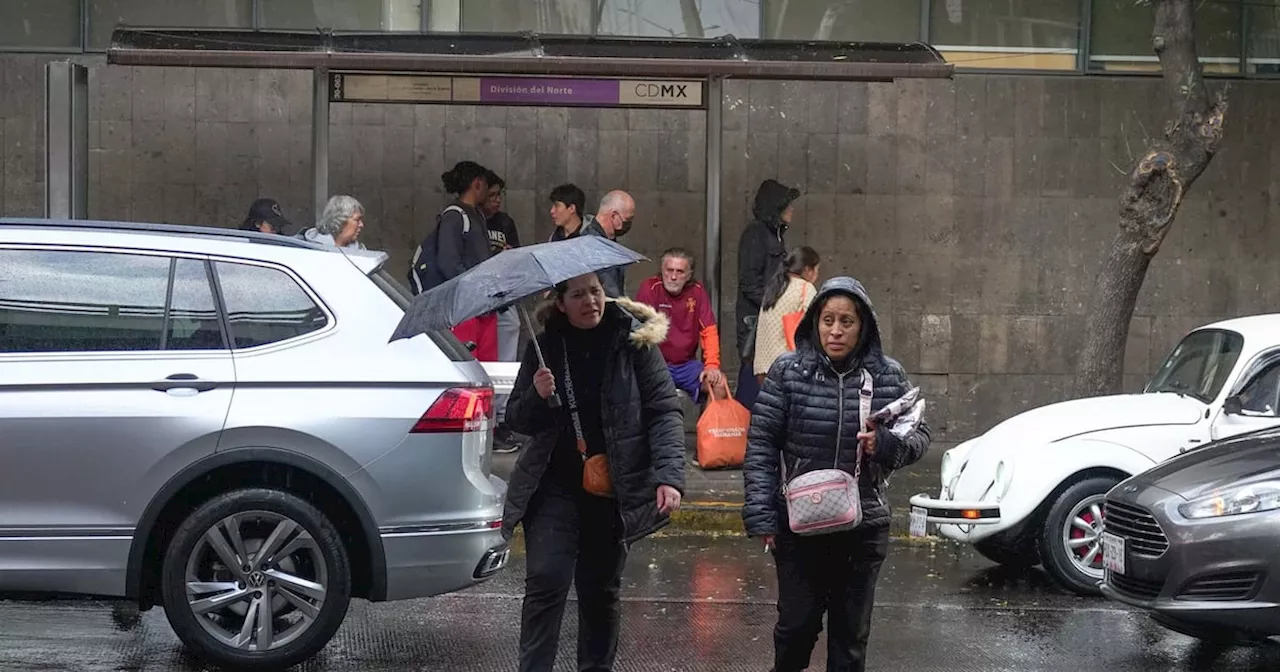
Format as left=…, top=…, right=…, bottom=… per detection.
left=2, top=0, right=1277, bottom=442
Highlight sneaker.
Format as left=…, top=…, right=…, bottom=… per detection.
left=493, top=425, right=522, bottom=454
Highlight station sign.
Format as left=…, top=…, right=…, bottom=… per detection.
left=329, top=72, right=705, bottom=109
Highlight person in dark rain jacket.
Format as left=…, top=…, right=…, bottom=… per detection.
left=501, top=272, right=685, bottom=672
left=735, top=179, right=799, bottom=408
left=411, top=161, right=497, bottom=358
left=743, top=276, right=931, bottom=672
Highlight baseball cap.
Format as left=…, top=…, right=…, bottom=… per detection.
left=243, top=198, right=294, bottom=234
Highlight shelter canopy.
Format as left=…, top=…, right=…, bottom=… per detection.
left=108, top=28, right=952, bottom=81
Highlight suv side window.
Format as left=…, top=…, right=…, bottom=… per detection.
left=215, top=261, right=328, bottom=349
left=167, top=258, right=225, bottom=350
left=0, top=248, right=169, bottom=353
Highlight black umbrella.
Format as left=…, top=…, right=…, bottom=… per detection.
left=390, top=235, right=648, bottom=406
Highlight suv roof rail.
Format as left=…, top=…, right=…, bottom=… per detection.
left=0, top=217, right=324, bottom=250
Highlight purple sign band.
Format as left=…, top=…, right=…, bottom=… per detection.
left=478, top=77, right=619, bottom=105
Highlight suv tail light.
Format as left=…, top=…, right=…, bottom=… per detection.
left=412, top=387, right=494, bottom=433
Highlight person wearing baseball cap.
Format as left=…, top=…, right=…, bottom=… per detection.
left=241, top=198, right=293, bottom=235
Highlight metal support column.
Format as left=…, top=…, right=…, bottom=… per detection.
left=704, top=76, right=724, bottom=317
left=44, top=61, right=89, bottom=219
left=312, top=67, right=330, bottom=221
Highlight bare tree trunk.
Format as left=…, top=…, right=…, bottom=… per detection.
left=1072, top=0, right=1228, bottom=398
left=679, top=0, right=705, bottom=37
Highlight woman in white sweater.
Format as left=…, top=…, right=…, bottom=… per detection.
left=753, top=246, right=821, bottom=382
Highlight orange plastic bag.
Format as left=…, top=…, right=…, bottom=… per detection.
left=696, top=381, right=751, bottom=469
left=782, top=283, right=809, bottom=350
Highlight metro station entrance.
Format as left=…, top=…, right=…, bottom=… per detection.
left=49, top=28, right=950, bottom=319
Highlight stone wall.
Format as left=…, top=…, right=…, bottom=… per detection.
left=2, top=52, right=1275, bottom=443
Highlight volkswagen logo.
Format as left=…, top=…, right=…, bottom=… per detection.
left=247, top=570, right=267, bottom=589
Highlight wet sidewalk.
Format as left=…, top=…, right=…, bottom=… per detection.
left=5, top=536, right=1278, bottom=671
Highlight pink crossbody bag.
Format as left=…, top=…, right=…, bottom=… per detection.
left=781, top=369, right=873, bottom=536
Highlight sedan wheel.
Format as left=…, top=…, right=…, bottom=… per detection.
left=162, top=489, right=351, bottom=670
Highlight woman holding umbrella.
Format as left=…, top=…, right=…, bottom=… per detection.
left=501, top=271, right=686, bottom=672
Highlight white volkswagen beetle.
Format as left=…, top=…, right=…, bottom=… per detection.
left=911, top=314, right=1280, bottom=595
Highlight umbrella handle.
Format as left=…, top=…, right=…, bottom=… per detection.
left=519, top=305, right=562, bottom=409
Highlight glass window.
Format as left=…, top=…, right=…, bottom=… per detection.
left=1145, top=329, right=1244, bottom=403
left=1236, top=360, right=1280, bottom=416
left=215, top=262, right=327, bottom=349
left=461, top=0, right=594, bottom=34
left=89, top=0, right=254, bottom=50
left=368, top=267, right=473, bottom=361
left=598, top=0, right=759, bottom=38
left=0, top=249, right=169, bottom=353
left=1248, top=3, right=1280, bottom=74
left=261, top=0, right=422, bottom=31
left=1090, top=0, right=1242, bottom=74
left=167, top=259, right=225, bottom=351
left=0, top=0, right=81, bottom=49
left=764, top=0, right=919, bottom=42
left=929, top=0, right=1079, bottom=71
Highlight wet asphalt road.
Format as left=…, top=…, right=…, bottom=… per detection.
left=4, top=536, right=1280, bottom=671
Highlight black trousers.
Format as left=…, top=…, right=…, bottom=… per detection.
left=771, top=524, right=891, bottom=672
left=518, top=481, right=628, bottom=672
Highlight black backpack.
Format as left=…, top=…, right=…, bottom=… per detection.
left=408, top=205, right=471, bottom=295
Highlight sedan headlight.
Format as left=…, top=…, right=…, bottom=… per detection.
left=1179, top=481, right=1280, bottom=519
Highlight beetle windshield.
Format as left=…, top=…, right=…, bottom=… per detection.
left=1144, top=329, right=1244, bottom=403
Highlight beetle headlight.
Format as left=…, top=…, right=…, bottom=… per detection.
left=1179, top=481, right=1280, bottom=519
left=994, top=460, right=1014, bottom=500
left=941, top=450, right=957, bottom=485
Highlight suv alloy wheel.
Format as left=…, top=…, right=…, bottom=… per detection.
left=161, top=489, right=352, bottom=669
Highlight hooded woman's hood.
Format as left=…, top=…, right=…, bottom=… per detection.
left=751, top=179, right=800, bottom=231
left=536, top=296, right=669, bottom=349
left=793, top=276, right=884, bottom=366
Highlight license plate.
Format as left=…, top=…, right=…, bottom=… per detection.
left=909, top=506, right=928, bottom=538
left=1101, top=532, right=1125, bottom=575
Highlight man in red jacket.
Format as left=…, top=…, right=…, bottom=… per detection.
left=634, top=248, right=725, bottom=401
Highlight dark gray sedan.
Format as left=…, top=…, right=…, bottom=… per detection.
left=1100, top=427, right=1280, bottom=644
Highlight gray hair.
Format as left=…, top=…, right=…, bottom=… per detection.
left=316, top=195, right=363, bottom=236
left=598, top=190, right=630, bottom=215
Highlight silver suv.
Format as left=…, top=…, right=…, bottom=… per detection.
left=0, top=219, right=509, bottom=669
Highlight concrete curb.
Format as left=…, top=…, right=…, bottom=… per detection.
left=508, top=501, right=926, bottom=540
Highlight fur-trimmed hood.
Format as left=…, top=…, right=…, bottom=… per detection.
left=535, top=295, right=669, bottom=349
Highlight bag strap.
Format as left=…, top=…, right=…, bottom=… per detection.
left=442, top=205, right=471, bottom=234
left=852, top=368, right=873, bottom=480
left=560, top=340, right=588, bottom=459
left=780, top=367, right=873, bottom=486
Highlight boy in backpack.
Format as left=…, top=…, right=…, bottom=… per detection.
left=409, top=161, right=497, bottom=360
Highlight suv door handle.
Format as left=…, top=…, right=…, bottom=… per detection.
left=152, top=373, right=218, bottom=393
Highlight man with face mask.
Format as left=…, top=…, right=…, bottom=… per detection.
left=579, top=190, right=635, bottom=298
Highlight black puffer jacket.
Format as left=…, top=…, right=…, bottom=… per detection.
left=735, top=180, right=797, bottom=355
left=502, top=297, right=686, bottom=545
left=742, top=277, right=931, bottom=536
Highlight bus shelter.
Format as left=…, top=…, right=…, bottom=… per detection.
left=52, top=28, right=951, bottom=311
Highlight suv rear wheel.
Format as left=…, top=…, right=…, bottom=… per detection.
left=161, top=489, right=352, bottom=670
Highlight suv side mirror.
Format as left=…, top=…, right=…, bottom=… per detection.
left=1223, top=395, right=1244, bottom=415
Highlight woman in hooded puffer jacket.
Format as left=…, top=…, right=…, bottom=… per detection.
left=743, top=276, right=931, bottom=672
